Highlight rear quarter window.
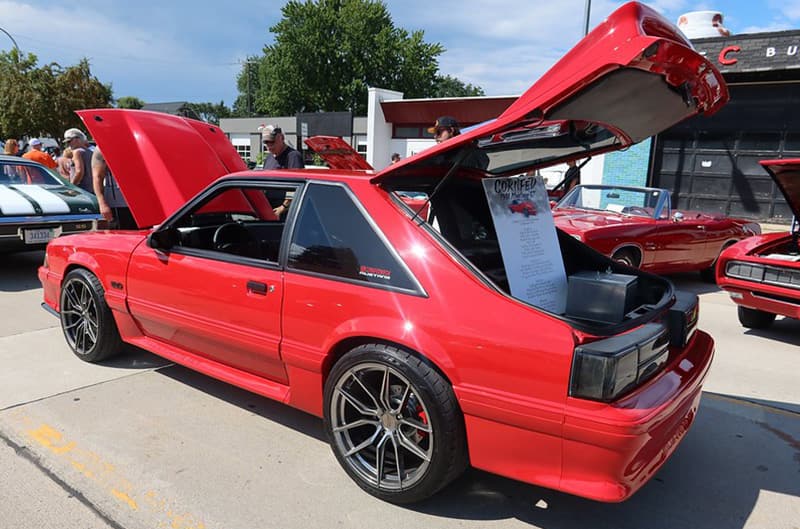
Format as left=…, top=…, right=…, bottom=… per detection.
left=288, top=183, right=417, bottom=291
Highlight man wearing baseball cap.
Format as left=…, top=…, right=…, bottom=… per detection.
left=63, top=128, right=94, bottom=194
left=428, top=116, right=460, bottom=143
left=22, top=138, right=57, bottom=169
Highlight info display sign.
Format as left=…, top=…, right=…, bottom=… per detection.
left=483, top=175, right=567, bottom=313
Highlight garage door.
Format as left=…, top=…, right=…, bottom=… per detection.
left=652, top=83, right=800, bottom=222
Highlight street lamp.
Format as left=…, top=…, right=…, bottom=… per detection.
left=0, top=26, right=19, bottom=53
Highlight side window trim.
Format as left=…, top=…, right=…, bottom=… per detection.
left=154, top=178, right=304, bottom=266
left=284, top=181, right=427, bottom=297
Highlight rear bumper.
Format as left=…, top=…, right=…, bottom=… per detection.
left=463, top=329, right=714, bottom=502
left=559, top=329, right=714, bottom=501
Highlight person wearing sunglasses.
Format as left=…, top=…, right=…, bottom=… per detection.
left=428, top=116, right=460, bottom=144
left=260, top=125, right=304, bottom=217
left=261, top=125, right=304, bottom=170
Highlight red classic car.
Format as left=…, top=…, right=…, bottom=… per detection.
left=508, top=198, right=537, bottom=217
left=717, top=159, right=800, bottom=328
left=553, top=184, right=760, bottom=280
left=40, top=3, right=723, bottom=504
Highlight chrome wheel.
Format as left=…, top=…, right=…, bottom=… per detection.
left=329, top=362, right=434, bottom=491
left=59, top=269, right=122, bottom=362
left=61, top=277, right=99, bottom=355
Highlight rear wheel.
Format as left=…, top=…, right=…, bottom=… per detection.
left=737, top=306, right=776, bottom=329
left=60, top=268, right=123, bottom=362
left=701, top=242, right=735, bottom=283
left=612, top=248, right=639, bottom=268
left=323, top=343, right=467, bottom=503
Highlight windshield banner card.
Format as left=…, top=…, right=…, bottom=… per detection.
left=483, top=175, right=567, bottom=313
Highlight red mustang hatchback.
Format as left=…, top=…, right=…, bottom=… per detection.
left=717, top=159, right=800, bottom=328
left=40, top=3, right=723, bottom=504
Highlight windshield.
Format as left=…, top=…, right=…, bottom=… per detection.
left=1, top=160, right=64, bottom=185
left=555, top=185, right=670, bottom=219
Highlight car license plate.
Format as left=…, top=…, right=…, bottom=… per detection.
left=24, top=228, right=56, bottom=244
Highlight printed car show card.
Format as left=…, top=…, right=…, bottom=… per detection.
left=483, top=175, right=567, bottom=314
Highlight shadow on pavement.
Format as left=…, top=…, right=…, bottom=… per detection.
left=155, top=363, right=327, bottom=443
left=744, top=316, right=800, bottom=346
left=134, top=360, right=800, bottom=529
left=0, top=251, right=45, bottom=292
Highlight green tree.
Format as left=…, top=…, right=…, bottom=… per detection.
left=0, top=50, right=112, bottom=140
left=185, top=101, right=232, bottom=125
left=238, top=0, right=481, bottom=116
left=117, top=96, right=145, bottom=109
left=432, top=74, right=485, bottom=98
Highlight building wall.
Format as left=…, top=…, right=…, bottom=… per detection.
left=601, top=140, right=652, bottom=187
left=367, top=87, right=404, bottom=170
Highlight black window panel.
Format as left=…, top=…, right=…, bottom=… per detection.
left=772, top=202, right=794, bottom=221
left=692, top=154, right=733, bottom=175
left=786, top=133, right=800, bottom=153
left=691, top=175, right=730, bottom=195
left=660, top=152, right=693, bottom=175
left=689, top=197, right=727, bottom=215
left=737, top=155, right=772, bottom=177
left=728, top=200, right=770, bottom=219
left=289, top=184, right=416, bottom=290
left=696, top=132, right=735, bottom=150
left=739, top=132, right=780, bottom=151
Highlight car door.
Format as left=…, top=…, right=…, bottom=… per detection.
left=125, top=182, right=295, bottom=384
left=646, top=219, right=708, bottom=270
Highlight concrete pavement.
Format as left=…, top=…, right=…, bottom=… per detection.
left=1, top=251, right=798, bottom=529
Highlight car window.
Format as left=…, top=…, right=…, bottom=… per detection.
left=171, top=184, right=293, bottom=263
left=1, top=161, right=62, bottom=185
left=288, top=183, right=416, bottom=290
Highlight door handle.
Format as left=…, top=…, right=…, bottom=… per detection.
left=247, top=280, right=269, bottom=295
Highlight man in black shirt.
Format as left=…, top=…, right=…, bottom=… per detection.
left=260, top=125, right=304, bottom=217
left=261, top=125, right=304, bottom=170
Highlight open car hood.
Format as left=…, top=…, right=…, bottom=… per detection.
left=761, top=158, right=800, bottom=220
left=304, top=136, right=374, bottom=171
left=372, top=1, right=727, bottom=186
left=77, top=109, right=247, bottom=228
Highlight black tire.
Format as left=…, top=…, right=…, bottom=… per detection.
left=737, top=306, right=776, bottom=329
left=701, top=243, right=734, bottom=283
left=323, top=343, right=467, bottom=504
left=612, top=248, right=639, bottom=268
left=59, top=268, right=123, bottom=362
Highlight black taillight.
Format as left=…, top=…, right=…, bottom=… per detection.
left=667, top=291, right=699, bottom=348
left=570, top=323, right=670, bottom=402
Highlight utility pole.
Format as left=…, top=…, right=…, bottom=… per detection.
left=583, top=0, right=591, bottom=36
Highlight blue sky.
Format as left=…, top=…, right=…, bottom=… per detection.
left=2, top=1, right=798, bottom=108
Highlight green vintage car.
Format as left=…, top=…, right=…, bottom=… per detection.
left=0, top=154, right=102, bottom=252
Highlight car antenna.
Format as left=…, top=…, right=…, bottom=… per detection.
left=409, top=146, right=474, bottom=224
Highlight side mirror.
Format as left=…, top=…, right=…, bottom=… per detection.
left=672, top=211, right=684, bottom=223
left=147, top=227, right=180, bottom=250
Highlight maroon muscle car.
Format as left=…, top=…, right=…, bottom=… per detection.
left=553, top=184, right=760, bottom=280
left=39, top=3, right=724, bottom=504
left=717, top=159, right=800, bottom=328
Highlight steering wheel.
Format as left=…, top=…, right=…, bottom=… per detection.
left=213, top=222, right=256, bottom=255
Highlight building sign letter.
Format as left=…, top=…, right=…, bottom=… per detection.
left=766, top=47, right=776, bottom=57
left=718, top=45, right=740, bottom=65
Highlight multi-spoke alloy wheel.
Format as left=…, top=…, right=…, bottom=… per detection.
left=324, top=344, right=467, bottom=504
left=59, top=269, right=122, bottom=362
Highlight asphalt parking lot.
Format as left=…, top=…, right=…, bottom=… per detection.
left=1, top=250, right=798, bottom=529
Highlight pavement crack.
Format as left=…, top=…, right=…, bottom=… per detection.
left=0, top=429, right=127, bottom=529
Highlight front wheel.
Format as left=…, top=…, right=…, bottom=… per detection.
left=323, top=343, right=467, bottom=503
left=737, top=306, right=776, bottom=329
left=60, top=268, right=123, bottom=362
